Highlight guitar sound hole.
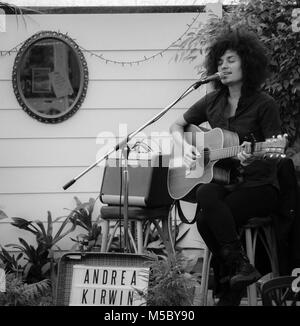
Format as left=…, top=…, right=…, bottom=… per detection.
left=204, top=148, right=210, bottom=166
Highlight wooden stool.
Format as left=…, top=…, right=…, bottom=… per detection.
left=240, top=216, right=279, bottom=306
left=100, top=205, right=175, bottom=255
left=199, top=217, right=279, bottom=306
left=199, top=245, right=212, bottom=306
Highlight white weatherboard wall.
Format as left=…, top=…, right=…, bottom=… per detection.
left=0, top=12, right=208, bottom=250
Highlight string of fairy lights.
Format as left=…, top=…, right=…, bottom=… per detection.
left=79, top=10, right=201, bottom=66
left=0, top=40, right=25, bottom=56
left=0, top=10, right=202, bottom=65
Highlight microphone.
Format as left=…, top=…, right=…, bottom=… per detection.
left=193, top=72, right=223, bottom=89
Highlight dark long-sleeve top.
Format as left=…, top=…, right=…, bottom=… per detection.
left=183, top=88, right=282, bottom=188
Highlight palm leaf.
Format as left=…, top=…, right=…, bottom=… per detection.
left=73, top=196, right=82, bottom=207
left=52, top=222, right=76, bottom=246
left=33, top=220, right=47, bottom=240
left=11, top=217, right=39, bottom=234
left=16, top=252, right=23, bottom=260
left=23, top=262, right=33, bottom=278
left=87, top=198, right=96, bottom=216
left=18, top=238, right=37, bottom=260
left=0, top=246, right=15, bottom=261
left=46, top=211, right=53, bottom=238
left=53, top=214, right=68, bottom=223
left=54, top=207, right=77, bottom=240
left=5, top=243, right=26, bottom=251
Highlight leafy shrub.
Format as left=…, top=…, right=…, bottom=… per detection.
left=1, top=197, right=102, bottom=280
left=175, top=0, right=300, bottom=146
left=0, top=247, right=23, bottom=275
left=69, top=196, right=102, bottom=252
left=0, top=274, right=52, bottom=306
left=142, top=253, right=198, bottom=306
left=4, top=209, right=77, bottom=284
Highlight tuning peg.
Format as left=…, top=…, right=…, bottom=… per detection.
left=281, top=154, right=286, bottom=158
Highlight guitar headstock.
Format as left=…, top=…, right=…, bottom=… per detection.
left=263, top=134, right=288, bottom=159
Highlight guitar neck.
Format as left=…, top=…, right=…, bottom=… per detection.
left=209, top=142, right=266, bottom=161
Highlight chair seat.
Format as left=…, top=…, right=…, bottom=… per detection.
left=100, top=205, right=171, bottom=221
left=241, top=217, right=272, bottom=229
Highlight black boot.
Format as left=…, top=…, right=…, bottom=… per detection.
left=213, top=263, right=245, bottom=306
left=211, top=258, right=243, bottom=306
left=215, top=284, right=245, bottom=306
left=220, top=241, right=261, bottom=291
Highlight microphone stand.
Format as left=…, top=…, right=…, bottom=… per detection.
left=121, top=144, right=130, bottom=252
left=63, top=80, right=204, bottom=252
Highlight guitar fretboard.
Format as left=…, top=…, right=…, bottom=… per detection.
left=209, top=142, right=273, bottom=161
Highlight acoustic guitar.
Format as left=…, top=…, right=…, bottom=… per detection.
left=167, top=124, right=287, bottom=200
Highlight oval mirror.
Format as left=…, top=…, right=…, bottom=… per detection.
left=12, top=31, right=88, bottom=123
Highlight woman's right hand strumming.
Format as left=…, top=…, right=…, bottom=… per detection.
left=170, top=116, right=201, bottom=170
left=184, top=144, right=201, bottom=170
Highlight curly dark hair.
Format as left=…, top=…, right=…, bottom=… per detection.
left=204, top=27, right=270, bottom=93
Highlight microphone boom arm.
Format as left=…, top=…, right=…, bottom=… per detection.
left=62, top=81, right=199, bottom=190
left=62, top=80, right=204, bottom=253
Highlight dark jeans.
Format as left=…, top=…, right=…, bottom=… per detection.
left=193, top=183, right=279, bottom=258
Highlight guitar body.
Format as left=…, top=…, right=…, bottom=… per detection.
left=168, top=125, right=240, bottom=200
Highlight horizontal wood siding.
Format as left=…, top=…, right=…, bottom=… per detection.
left=0, top=12, right=208, bottom=250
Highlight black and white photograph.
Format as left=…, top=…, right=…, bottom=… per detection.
left=0, top=0, right=299, bottom=314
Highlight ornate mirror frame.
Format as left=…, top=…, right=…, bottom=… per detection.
left=12, top=31, right=89, bottom=123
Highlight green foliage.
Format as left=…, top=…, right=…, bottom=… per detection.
left=69, top=196, right=102, bottom=252
left=10, top=210, right=77, bottom=252
left=3, top=209, right=77, bottom=283
left=0, top=247, right=23, bottom=274
left=0, top=196, right=102, bottom=304
left=4, top=238, right=51, bottom=283
left=0, top=273, right=52, bottom=306
left=142, top=253, right=198, bottom=306
left=175, top=0, right=300, bottom=144
left=0, top=197, right=102, bottom=284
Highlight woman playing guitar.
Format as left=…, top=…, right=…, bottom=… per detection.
left=169, top=27, right=284, bottom=306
